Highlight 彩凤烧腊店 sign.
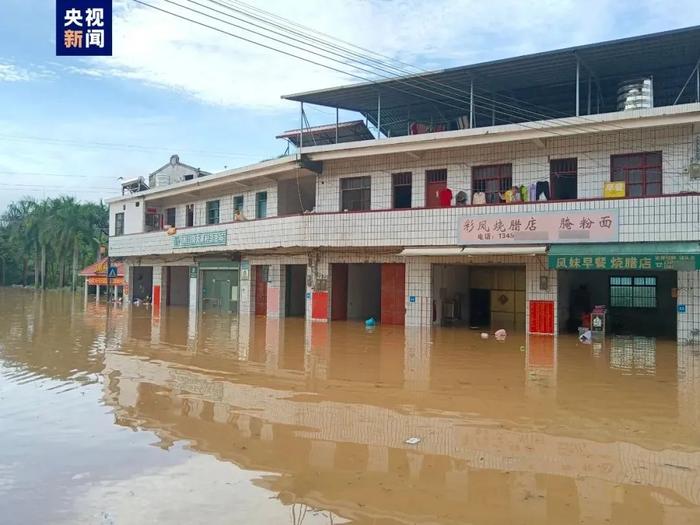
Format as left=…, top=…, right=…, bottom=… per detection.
left=548, top=254, right=700, bottom=271
left=456, top=211, right=619, bottom=245
left=173, top=230, right=227, bottom=249
left=56, top=0, right=112, bottom=56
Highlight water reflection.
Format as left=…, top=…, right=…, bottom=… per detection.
left=1, top=289, right=700, bottom=524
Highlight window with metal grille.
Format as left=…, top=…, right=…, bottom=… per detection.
left=609, top=276, right=657, bottom=308
left=255, top=192, right=267, bottom=219
left=165, top=207, right=176, bottom=227
left=185, top=204, right=194, bottom=227
left=114, top=213, right=124, bottom=236
left=611, top=152, right=662, bottom=197
left=472, top=164, right=512, bottom=204
left=426, top=169, right=447, bottom=183
left=233, top=195, right=244, bottom=213
left=550, top=158, right=577, bottom=200
left=206, top=200, right=220, bottom=225
left=392, top=172, right=412, bottom=209
left=340, top=176, right=371, bottom=211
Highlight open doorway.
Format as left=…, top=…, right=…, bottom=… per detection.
left=131, top=266, right=153, bottom=301
left=166, top=266, right=190, bottom=306
left=285, top=264, right=307, bottom=317
left=432, top=264, right=525, bottom=330
left=277, top=175, right=316, bottom=215
left=331, top=263, right=382, bottom=321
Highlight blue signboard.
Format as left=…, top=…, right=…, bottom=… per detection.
left=409, top=296, right=416, bottom=303
left=107, top=266, right=118, bottom=278
left=678, top=304, right=687, bottom=313
left=56, top=0, right=112, bottom=56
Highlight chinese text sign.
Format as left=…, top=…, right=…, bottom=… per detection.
left=456, top=211, right=619, bottom=245
left=56, top=0, right=112, bottom=56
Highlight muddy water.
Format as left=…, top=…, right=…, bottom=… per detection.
left=1, top=289, right=699, bottom=524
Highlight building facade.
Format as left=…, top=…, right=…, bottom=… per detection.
left=107, top=28, right=700, bottom=342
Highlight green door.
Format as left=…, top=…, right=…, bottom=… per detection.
left=202, top=270, right=238, bottom=313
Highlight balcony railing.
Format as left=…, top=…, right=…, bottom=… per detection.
left=109, top=193, right=700, bottom=257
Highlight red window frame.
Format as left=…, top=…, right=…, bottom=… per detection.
left=610, top=151, right=662, bottom=197
left=472, top=164, right=512, bottom=204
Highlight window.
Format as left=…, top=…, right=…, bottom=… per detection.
left=114, top=212, right=124, bottom=236
left=145, top=210, right=161, bottom=232
left=550, top=158, right=577, bottom=200
left=255, top=192, right=267, bottom=219
left=472, top=164, right=512, bottom=204
left=165, top=207, right=176, bottom=227
left=206, top=200, right=220, bottom=225
left=184, top=174, right=194, bottom=181
left=233, top=195, right=244, bottom=213
left=611, top=152, right=662, bottom=197
left=340, top=176, right=371, bottom=211
left=185, top=204, right=194, bottom=227
left=392, top=172, right=412, bottom=209
left=609, top=276, right=657, bottom=308
left=425, top=169, right=447, bottom=208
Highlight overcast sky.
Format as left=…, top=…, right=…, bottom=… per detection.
left=1, top=0, right=698, bottom=211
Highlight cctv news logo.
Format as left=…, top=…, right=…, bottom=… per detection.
left=56, top=0, right=112, bottom=56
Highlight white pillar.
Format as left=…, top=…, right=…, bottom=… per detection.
left=84, top=278, right=88, bottom=301
left=266, top=264, right=286, bottom=319
left=188, top=266, right=198, bottom=340
left=96, top=284, right=100, bottom=302
left=405, top=259, right=431, bottom=327
left=114, top=285, right=118, bottom=300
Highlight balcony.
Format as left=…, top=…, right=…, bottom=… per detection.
left=108, top=194, right=700, bottom=257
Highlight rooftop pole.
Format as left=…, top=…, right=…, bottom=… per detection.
left=697, top=63, right=699, bottom=102
left=575, top=57, right=580, bottom=116
left=587, top=75, right=592, bottom=115
left=469, top=80, right=474, bottom=128
left=299, top=102, right=304, bottom=152
left=335, top=107, right=339, bottom=144
left=377, top=92, right=381, bottom=140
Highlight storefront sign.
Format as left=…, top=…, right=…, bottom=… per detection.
left=173, top=230, right=227, bottom=249
left=548, top=254, right=699, bottom=270
left=189, top=266, right=198, bottom=279
left=456, top=211, right=619, bottom=244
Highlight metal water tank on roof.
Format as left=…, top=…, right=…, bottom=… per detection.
left=617, top=78, right=654, bottom=110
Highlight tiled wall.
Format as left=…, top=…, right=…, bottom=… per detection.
left=314, top=124, right=698, bottom=211
left=110, top=194, right=700, bottom=257
left=678, top=270, right=700, bottom=344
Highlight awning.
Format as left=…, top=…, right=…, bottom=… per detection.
left=399, top=246, right=546, bottom=257
left=548, top=242, right=700, bottom=270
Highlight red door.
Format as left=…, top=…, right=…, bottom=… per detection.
left=425, top=169, right=447, bottom=208
left=255, top=266, right=268, bottom=316
left=331, top=263, right=348, bottom=320
left=529, top=300, right=554, bottom=335
left=381, top=263, right=405, bottom=325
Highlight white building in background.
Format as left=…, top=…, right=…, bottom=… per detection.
left=107, top=27, right=700, bottom=342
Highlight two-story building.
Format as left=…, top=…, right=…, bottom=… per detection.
left=107, top=26, right=700, bottom=342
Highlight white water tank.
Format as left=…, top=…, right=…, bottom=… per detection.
left=617, top=78, right=654, bottom=110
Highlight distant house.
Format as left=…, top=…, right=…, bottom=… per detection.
left=148, top=155, right=211, bottom=189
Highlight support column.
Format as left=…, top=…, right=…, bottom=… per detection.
left=152, top=265, right=163, bottom=317
left=122, top=264, right=132, bottom=308
left=469, top=79, right=474, bottom=128
left=95, top=284, right=100, bottom=302
left=405, top=259, right=432, bottom=327
left=404, top=327, right=431, bottom=390
left=677, top=270, right=700, bottom=344
left=266, top=264, right=286, bottom=319
left=114, top=285, right=118, bottom=300
left=238, top=260, right=255, bottom=315
left=84, top=277, right=88, bottom=301
left=376, top=92, right=381, bottom=139
left=307, top=257, right=329, bottom=322
left=188, top=266, right=198, bottom=340
left=525, top=257, right=558, bottom=335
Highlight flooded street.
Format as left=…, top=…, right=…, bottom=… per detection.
left=1, top=289, right=700, bottom=524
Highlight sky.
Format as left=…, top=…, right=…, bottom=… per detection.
left=0, top=0, right=699, bottom=212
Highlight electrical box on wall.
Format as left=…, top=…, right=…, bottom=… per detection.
left=687, top=163, right=700, bottom=179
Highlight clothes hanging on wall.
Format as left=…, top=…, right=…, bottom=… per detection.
left=536, top=181, right=550, bottom=200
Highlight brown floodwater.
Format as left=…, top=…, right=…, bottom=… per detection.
left=1, top=288, right=699, bottom=524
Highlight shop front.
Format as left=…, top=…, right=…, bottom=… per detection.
left=198, top=260, right=240, bottom=314
left=550, top=242, right=700, bottom=339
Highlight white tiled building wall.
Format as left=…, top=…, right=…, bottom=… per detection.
left=677, top=271, right=700, bottom=344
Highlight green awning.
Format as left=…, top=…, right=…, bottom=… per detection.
left=548, top=242, right=700, bottom=271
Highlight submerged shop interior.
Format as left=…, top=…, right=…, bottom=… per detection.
left=432, top=264, right=526, bottom=330
left=558, top=270, right=677, bottom=338
left=330, top=263, right=405, bottom=325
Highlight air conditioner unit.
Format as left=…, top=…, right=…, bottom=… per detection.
left=688, top=163, right=700, bottom=180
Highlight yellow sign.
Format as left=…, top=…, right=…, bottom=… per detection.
left=604, top=181, right=625, bottom=198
